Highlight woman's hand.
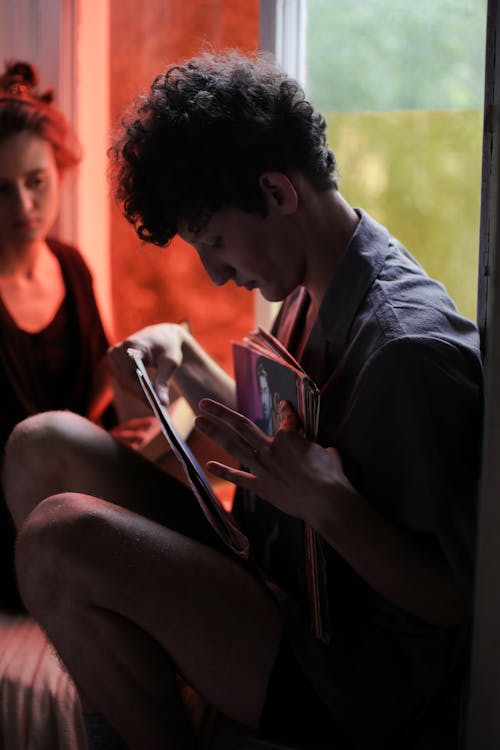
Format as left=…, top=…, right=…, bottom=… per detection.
left=108, top=323, right=188, bottom=404
left=195, top=398, right=356, bottom=529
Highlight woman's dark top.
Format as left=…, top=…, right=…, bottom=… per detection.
left=0, top=238, right=110, bottom=610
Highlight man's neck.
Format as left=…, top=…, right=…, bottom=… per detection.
left=301, top=188, right=360, bottom=307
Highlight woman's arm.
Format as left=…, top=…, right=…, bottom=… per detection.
left=85, top=357, right=116, bottom=424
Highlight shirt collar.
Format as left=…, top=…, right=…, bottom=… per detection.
left=318, top=209, right=390, bottom=344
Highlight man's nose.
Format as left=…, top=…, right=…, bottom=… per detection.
left=199, top=253, right=233, bottom=287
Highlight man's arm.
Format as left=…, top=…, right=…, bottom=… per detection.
left=194, top=336, right=482, bottom=628
left=315, top=460, right=472, bottom=627
left=108, top=322, right=236, bottom=414
left=195, top=398, right=471, bottom=627
left=171, top=328, right=236, bottom=413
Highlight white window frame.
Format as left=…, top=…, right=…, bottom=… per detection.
left=257, top=0, right=306, bottom=329
left=260, top=0, right=307, bottom=86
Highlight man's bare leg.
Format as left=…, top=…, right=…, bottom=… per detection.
left=3, top=411, right=218, bottom=546
left=16, top=492, right=281, bottom=749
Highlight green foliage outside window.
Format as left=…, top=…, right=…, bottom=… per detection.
left=306, top=0, right=486, bottom=320
left=306, top=0, right=487, bottom=112
left=329, top=109, right=481, bottom=320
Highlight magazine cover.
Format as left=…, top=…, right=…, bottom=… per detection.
left=233, top=344, right=302, bottom=437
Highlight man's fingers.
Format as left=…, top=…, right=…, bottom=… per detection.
left=198, top=399, right=266, bottom=444
left=195, top=414, right=268, bottom=472
left=277, top=400, right=302, bottom=432
left=206, top=461, right=257, bottom=491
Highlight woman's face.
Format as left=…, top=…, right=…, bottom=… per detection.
left=0, top=131, right=61, bottom=251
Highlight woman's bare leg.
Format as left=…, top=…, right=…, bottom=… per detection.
left=16, top=492, right=281, bottom=749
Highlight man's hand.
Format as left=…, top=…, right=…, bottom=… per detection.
left=108, top=323, right=188, bottom=405
left=195, top=398, right=356, bottom=529
left=108, top=324, right=236, bottom=416
left=196, top=398, right=472, bottom=626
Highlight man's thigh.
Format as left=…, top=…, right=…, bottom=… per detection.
left=17, top=491, right=281, bottom=727
left=4, top=410, right=219, bottom=546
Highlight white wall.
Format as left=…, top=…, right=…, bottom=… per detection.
left=0, top=0, right=113, bottom=335
left=74, top=1, right=112, bottom=336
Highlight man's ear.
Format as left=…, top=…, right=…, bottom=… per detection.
left=259, top=172, right=298, bottom=215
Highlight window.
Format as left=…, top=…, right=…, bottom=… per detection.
left=308, top=0, right=486, bottom=321
left=261, top=0, right=487, bottom=320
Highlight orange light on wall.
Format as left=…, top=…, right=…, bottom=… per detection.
left=109, top=0, right=259, bottom=373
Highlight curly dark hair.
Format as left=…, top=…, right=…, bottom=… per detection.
left=0, top=60, right=80, bottom=172
left=110, top=50, right=338, bottom=247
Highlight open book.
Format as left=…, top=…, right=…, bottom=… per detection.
left=127, top=348, right=249, bottom=559
left=232, top=328, right=331, bottom=643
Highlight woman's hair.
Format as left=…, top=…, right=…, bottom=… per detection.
left=0, top=60, right=80, bottom=172
left=110, top=50, right=338, bottom=247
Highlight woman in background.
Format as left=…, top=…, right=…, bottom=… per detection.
left=0, top=60, right=115, bottom=610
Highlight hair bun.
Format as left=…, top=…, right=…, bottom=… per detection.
left=0, top=60, right=53, bottom=103
left=3, top=61, right=38, bottom=87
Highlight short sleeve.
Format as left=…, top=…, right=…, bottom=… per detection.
left=339, top=337, right=482, bottom=584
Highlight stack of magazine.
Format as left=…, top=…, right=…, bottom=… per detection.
left=128, top=329, right=330, bottom=643
left=232, top=328, right=330, bottom=643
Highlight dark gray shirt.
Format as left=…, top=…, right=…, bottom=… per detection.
left=235, top=210, right=483, bottom=747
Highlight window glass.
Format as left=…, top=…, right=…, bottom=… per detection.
left=305, top=0, right=487, bottom=320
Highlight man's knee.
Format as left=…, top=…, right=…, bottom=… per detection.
left=15, top=492, right=108, bottom=616
left=5, top=411, right=81, bottom=468
left=3, top=411, right=89, bottom=529
left=5, top=412, right=70, bottom=485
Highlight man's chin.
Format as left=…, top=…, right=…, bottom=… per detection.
left=258, top=286, right=287, bottom=303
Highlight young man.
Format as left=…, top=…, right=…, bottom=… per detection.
left=3, top=51, right=483, bottom=749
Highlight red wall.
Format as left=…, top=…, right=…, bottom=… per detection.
left=109, top=0, right=259, bottom=372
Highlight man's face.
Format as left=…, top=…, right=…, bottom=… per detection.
left=258, top=371, right=272, bottom=419
left=178, top=203, right=305, bottom=302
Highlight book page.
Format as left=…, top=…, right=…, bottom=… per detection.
left=127, top=348, right=249, bottom=559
